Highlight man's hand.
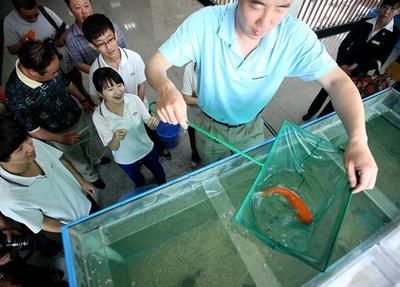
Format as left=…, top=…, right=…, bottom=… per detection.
left=60, top=132, right=80, bottom=145
left=81, top=180, right=96, bottom=196
left=319, top=66, right=377, bottom=193
left=145, top=51, right=188, bottom=129
left=344, top=139, right=378, bottom=193
left=0, top=253, right=12, bottom=266
left=157, top=85, right=188, bottom=129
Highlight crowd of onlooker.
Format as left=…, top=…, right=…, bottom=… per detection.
left=0, top=0, right=203, bottom=284
left=0, top=0, right=399, bottom=284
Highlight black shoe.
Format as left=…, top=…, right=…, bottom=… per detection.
left=100, top=157, right=111, bottom=164
left=160, top=149, right=172, bottom=160
left=302, top=113, right=312, bottom=121
left=92, top=178, right=105, bottom=189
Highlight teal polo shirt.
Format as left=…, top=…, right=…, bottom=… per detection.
left=160, top=3, right=337, bottom=125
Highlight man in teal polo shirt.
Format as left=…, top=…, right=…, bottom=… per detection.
left=146, top=0, right=378, bottom=193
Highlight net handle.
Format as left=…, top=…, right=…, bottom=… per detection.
left=187, top=120, right=263, bottom=167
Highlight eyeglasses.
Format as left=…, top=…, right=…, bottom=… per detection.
left=94, top=36, right=116, bottom=49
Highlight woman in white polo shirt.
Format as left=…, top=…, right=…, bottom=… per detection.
left=92, top=67, right=166, bottom=187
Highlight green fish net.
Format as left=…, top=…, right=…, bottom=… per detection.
left=232, top=121, right=352, bottom=271
left=188, top=119, right=352, bottom=271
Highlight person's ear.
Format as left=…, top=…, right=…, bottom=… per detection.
left=26, top=68, right=39, bottom=78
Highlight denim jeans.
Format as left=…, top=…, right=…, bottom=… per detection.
left=118, top=147, right=166, bottom=187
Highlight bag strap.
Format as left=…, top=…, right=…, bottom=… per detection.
left=38, top=6, right=62, bottom=34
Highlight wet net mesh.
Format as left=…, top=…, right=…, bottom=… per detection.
left=234, top=121, right=352, bottom=271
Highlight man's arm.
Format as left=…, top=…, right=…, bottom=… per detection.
left=76, top=63, right=91, bottom=74
left=319, top=66, right=378, bottom=193
left=68, top=82, right=94, bottom=112
left=30, top=127, right=80, bottom=145
left=336, top=23, right=362, bottom=65
left=6, top=36, right=32, bottom=55
left=138, top=82, right=145, bottom=102
left=145, top=51, right=188, bottom=128
left=41, top=215, right=62, bottom=233
left=60, top=157, right=95, bottom=196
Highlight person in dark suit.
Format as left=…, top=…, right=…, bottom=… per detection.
left=302, top=0, right=400, bottom=120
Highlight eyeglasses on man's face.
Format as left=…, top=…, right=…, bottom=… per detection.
left=94, top=36, right=117, bottom=49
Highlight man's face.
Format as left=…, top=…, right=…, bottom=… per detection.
left=18, top=6, right=40, bottom=23
left=35, top=56, right=60, bottom=82
left=6, top=137, right=36, bottom=165
left=92, top=29, right=119, bottom=59
left=379, top=3, right=400, bottom=22
left=236, top=0, right=292, bottom=40
left=68, top=0, right=93, bottom=25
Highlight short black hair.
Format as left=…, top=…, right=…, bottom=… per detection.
left=0, top=114, right=29, bottom=162
left=64, top=0, right=92, bottom=8
left=11, top=0, right=37, bottom=10
left=18, top=39, right=60, bottom=74
left=82, top=14, right=115, bottom=44
left=381, top=0, right=400, bottom=7
left=92, top=67, right=125, bottom=93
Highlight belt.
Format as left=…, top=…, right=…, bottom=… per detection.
left=202, top=112, right=246, bottom=128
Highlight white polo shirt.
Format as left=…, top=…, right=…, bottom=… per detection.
left=181, top=62, right=200, bottom=122
left=89, top=48, right=146, bottom=105
left=92, top=93, right=153, bottom=165
left=0, top=139, right=91, bottom=233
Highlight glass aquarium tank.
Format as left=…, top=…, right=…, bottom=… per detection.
left=62, top=88, right=400, bottom=287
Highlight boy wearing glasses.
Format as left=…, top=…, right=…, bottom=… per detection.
left=83, top=14, right=146, bottom=106
left=64, top=0, right=128, bottom=73
left=83, top=14, right=172, bottom=159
